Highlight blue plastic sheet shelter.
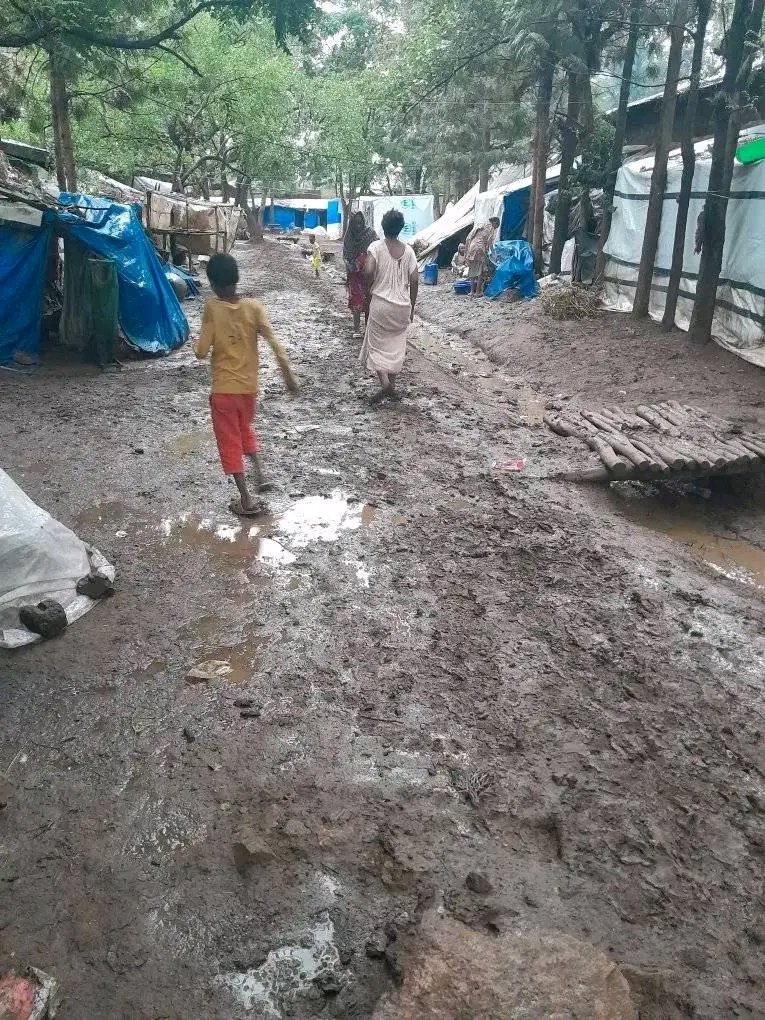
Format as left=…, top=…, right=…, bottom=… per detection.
left=0, top=219, right=52, bottom=364
left=58, top=194, right=188, bottom=354
left=484, top=240, right=539, bottom=300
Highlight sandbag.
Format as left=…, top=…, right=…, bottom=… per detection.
left=0, top=470, right=115, bottom=648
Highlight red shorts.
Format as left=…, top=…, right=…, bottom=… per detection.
left=209, top=393, right=258, bottom=475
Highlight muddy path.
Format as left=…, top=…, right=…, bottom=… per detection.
left=0, top=239, right=763, bottom=1019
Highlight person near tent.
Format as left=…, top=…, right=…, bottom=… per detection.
left=194, top=252, right=298, bottom=517
left=309, top=234, right=322, bottom=278
left=465, top=215, right=500, bottom=297
left=451, top=242, right=467, bottom=277
left=343, top=211, right=378, bottom=339
left=361, top=208, right=419, bottom=404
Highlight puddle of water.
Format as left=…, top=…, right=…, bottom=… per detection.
left=615, top=491, right=765, bottom=588
left=74, top=501, right=130, bottom=528
left=172, top=431, right=207, bottom=455
left=277, top=491, right=368, bottom=547
left=218, top=918, right=339, bottom=1018
left=517, top=385, right=546, bottom=425
left=188, top=636, right=269, bottom=684
left=159, top=514, right=294, bottom=564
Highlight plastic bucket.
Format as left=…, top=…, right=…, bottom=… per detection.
left=423, top=262, right=438, bottom=285
left=453, top=279, right=471, bottom=295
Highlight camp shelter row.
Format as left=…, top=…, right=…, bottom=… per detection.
left=0, top=177, right=189, bottom=366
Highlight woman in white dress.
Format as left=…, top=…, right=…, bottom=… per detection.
left=360, top=208, right=419, bottom=403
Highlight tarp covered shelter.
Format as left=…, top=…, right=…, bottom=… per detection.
left=410, top=164, right=560, bottom=266
left=0, top=187, right=189, bottom=364
left=263, top=197, right=342, bottom=238
left=603, top=133, right=765, bottom=367
left=353, top=195, right=435, bottom=243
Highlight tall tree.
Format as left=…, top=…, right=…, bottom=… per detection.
left=0, top=0, right=315, bottom=186
left=595, top=0, right=642, bottom=279
left=688, top=0, right=764, bottom=342
left=529, top=45, right=556, bottom=270
left=632, top=0, right=688, bottom=318
left=662, top=0, right=711, bottom=328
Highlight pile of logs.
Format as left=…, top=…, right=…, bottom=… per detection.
left=544, top=401, right=765, bottom=483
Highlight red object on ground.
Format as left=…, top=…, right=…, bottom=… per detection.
left=495, top=458, right=526, bottom=472
left=209, top=393, right=258, bottom=475
left=0, top=975, right=36, bottom=1020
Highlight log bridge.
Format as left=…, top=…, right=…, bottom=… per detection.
left=544, top=401, right=765, bottom=484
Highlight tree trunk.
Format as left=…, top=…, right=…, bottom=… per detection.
left=688, top=0, right=764, bottom=342
left=596, top=0, right=642, bottom=278
left=478, top=124, right=491, bottom=193
left=549, top=69, right=585, bottom=276
left=662, top=0, right=711, bottom=328
left=632, top=0, right=688, bottom=318
left=49, top=51, right=76, bottom=192
left=529, top=50, right=555, bottom=272
left=221, top=170, right=231, bottom=203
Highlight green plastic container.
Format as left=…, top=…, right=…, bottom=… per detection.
left=736, top=137, right=765, bottom=164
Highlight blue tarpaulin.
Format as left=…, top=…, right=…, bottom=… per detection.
left=484, top=239, right=539, bottom=300
left=58, top=193, right=188, bottom=354
left=0, top=220, right=52, bottom=364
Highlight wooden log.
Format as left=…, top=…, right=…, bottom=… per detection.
left=664, top=400, right=692, bottom=421
left=738, top=436, right=765, bottom=457
left=713, top=436, right=758, bottom=465
left=635, top=404, right=681, bottom=435
left=607, top=407, right=645, bottom=429
left=604, top=434, right=656, bottom=471
left=582, top=410, right=622, bottom=433
left=547, top=415, right=631, bottom=477
left=596, top=408, right=626, bottom=430
left=629, top=438, right=688, bottom=471
left=655, top=402, right=687, bottom=427
left=665, top=440, right=719, bottom=471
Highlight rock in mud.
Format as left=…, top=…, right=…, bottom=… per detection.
left=232, top=830, right=275, bottom=874
left=0, top=778, right=12, bottom=810
left=365, top=930, right=388, bottom=959
left=314, top=972, right=341, bottom=995
left=372, top=914, right=636, bottom=1019
left=76, top=571, right=115, bottom=599
left=465, top=871, right=492, bottom=895
left=18, top=600, right=67, bottom=639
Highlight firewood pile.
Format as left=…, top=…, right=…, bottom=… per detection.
left=544, top=400, right=765, bottom=483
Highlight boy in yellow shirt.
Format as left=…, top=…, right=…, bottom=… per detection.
left=194, top=253, right=297, bottom=516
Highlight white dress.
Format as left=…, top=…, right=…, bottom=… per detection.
left=360, top=239, right=418, bottom=374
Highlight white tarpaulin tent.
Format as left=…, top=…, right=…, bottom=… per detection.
left=354, top=195, right=435, bottom=243
left=603, top=137, right=765, bottom=367
left=0, top=470, right=115, bottom=648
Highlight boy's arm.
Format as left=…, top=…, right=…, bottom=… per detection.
left=258, top=309, right=298, bottom=392
left=194, top=302, right=214, bottom=359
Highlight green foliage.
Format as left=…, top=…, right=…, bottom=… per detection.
left=571, top=117, right=615, bottom=190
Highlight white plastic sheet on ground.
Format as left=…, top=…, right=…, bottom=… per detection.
left=603, top=142, right=765, bottom=367
left=0, top=469, right=115, bottom=648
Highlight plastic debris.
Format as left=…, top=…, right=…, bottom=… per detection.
left=494, top=458, right=526, bottom=472
left=0, top=967, right=60, bottom=1019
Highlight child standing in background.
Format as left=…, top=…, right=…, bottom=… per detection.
left=194, top=253, right=297, bottom=517
left=309, top=233, right=322, bottom=278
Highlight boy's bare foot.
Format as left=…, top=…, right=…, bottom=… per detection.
left=229, top=497, right=269, bottom=518
left=369, top=389, right=387, bottom=406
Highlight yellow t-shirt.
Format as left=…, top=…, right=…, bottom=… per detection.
left=194, top=297, right=294, bottom=394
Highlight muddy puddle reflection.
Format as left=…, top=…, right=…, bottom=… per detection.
left=613, top=486, right=765, bottom=588
left=157, top=491, right=373, bottom=568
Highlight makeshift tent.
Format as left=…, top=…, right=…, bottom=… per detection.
left=603, top=137, right=765, bottom=367
left=353, top=195, right=435, bottom=243
left=263, top=198, right=342, bottom=238
left=0, top=469, right=115, bottom=649
left=0, top=218, right=51, bottom=364
left=58, top=193, right=188, bottom=355
left=410, top=165, right=561, bottom=266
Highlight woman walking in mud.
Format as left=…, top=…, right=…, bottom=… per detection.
left=344, top=211, right=377, bottom=339
left=361, top=208, right=419, bottom=404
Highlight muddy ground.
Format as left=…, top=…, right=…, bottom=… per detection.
left=1, top=239, right=764, bottom=1019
